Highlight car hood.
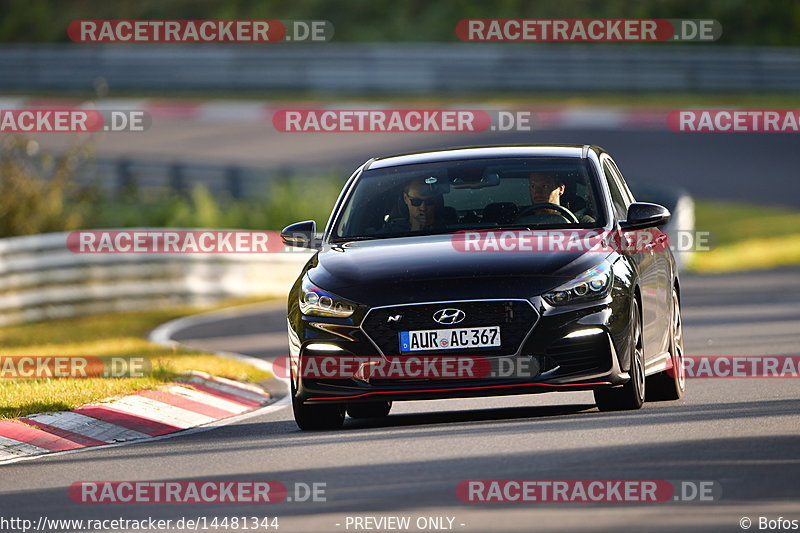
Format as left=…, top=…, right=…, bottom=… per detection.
left=306, top=234, right=611, bottom=304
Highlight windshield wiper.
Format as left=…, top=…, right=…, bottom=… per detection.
left=491, top=224, right=592, bottom=231
left=329, top=235, right=383, bottom=243
left=331, top=230, right=454, bottom=243
left=490, top=225, right=533, bottom=231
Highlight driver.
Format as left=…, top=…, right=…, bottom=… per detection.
left=380, top=178, right=445, bottom=233
left=528, top=172, right=595, bottom=223
left=529, top=172, right=566, bottom=212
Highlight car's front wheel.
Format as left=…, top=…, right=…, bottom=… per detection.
left=594, top=297, right=645, bottom=411
left=291, top=377, right=345, bottom=430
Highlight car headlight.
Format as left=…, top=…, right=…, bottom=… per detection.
left=542, top=261, right=613, bottom=306
left=299, top=276, right=355, bottom=318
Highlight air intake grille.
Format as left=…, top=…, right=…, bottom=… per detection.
left=545, top=334, right=612, bottom=376
left=361, top=300, right=537, bottom=356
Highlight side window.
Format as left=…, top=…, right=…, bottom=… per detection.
left=603, top=161, right=628, bottom=221
left=608, top=160, right=636, bottom=204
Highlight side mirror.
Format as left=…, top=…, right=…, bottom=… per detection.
left=619, top=202, right=671, bottom=230
left=280, top=220, right=320, bottom=249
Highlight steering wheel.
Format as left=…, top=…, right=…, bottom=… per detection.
left=516, top=203, right=579, bottom=224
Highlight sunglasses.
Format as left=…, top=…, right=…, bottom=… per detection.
left=407, top=196, right=438, bottom=207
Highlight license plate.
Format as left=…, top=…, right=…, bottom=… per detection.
left=399, top=326, right=501, bottom=352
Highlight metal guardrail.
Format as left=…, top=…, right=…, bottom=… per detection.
left=0, top=43, right=798, bottom=93
left=19, top=153, right=342, bottom=199
left=84, top=158, right=301, bottom=199
left=0, top=231, right=312, bottom=326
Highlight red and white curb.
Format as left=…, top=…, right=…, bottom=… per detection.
left=0, top=96, right=671, bottom=130
left=0, top=370, right=270, bottom=464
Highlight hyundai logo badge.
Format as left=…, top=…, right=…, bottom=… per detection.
left=433, top=308, right=465, bottom=325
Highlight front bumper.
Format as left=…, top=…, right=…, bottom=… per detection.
left=290, top=297, right=630, bottom=405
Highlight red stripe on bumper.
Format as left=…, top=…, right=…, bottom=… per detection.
left=307, top=381, right=613, bottom=401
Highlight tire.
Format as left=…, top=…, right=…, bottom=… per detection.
left=594, top=297, right=645, bottom=411
left=291, top=375, right=345, bottom=430
left=646, top=288, right=686, bottom=401
left=347, top=401, right=392, bottom=419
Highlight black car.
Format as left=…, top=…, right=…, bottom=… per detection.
left=282, top=145, right=686, bottom=430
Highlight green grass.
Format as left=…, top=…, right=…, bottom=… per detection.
left=695, top=200, right=800, bottom=246
left=0, top=298, right=274, bottom=419
left=690, top=200, right=800, bottom=272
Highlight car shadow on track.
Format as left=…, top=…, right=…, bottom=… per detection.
left=341, top=403, right=598, bottom=430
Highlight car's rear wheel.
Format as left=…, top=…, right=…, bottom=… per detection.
left=347, top=401, right=392, bottom=419
left=647, top=288, right=686, bottom=401
left=291, top=376, right=345, bottom=430
left=594, top=298, right=645, bottom=411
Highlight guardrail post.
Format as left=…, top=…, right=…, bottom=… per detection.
left=117, top=158, right=136, bottom=197
left=169, top=162, right=186, bottom=196
left=226, top=165, right=242, bottom=199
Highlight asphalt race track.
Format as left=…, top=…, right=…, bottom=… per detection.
left=1, top=267, right=799, bottom=532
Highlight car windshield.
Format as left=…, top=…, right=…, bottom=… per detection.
left=330, top=157, right=606, bottom=242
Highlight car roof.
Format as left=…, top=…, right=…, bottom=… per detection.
left=366, top=144, right=603, bottom=170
